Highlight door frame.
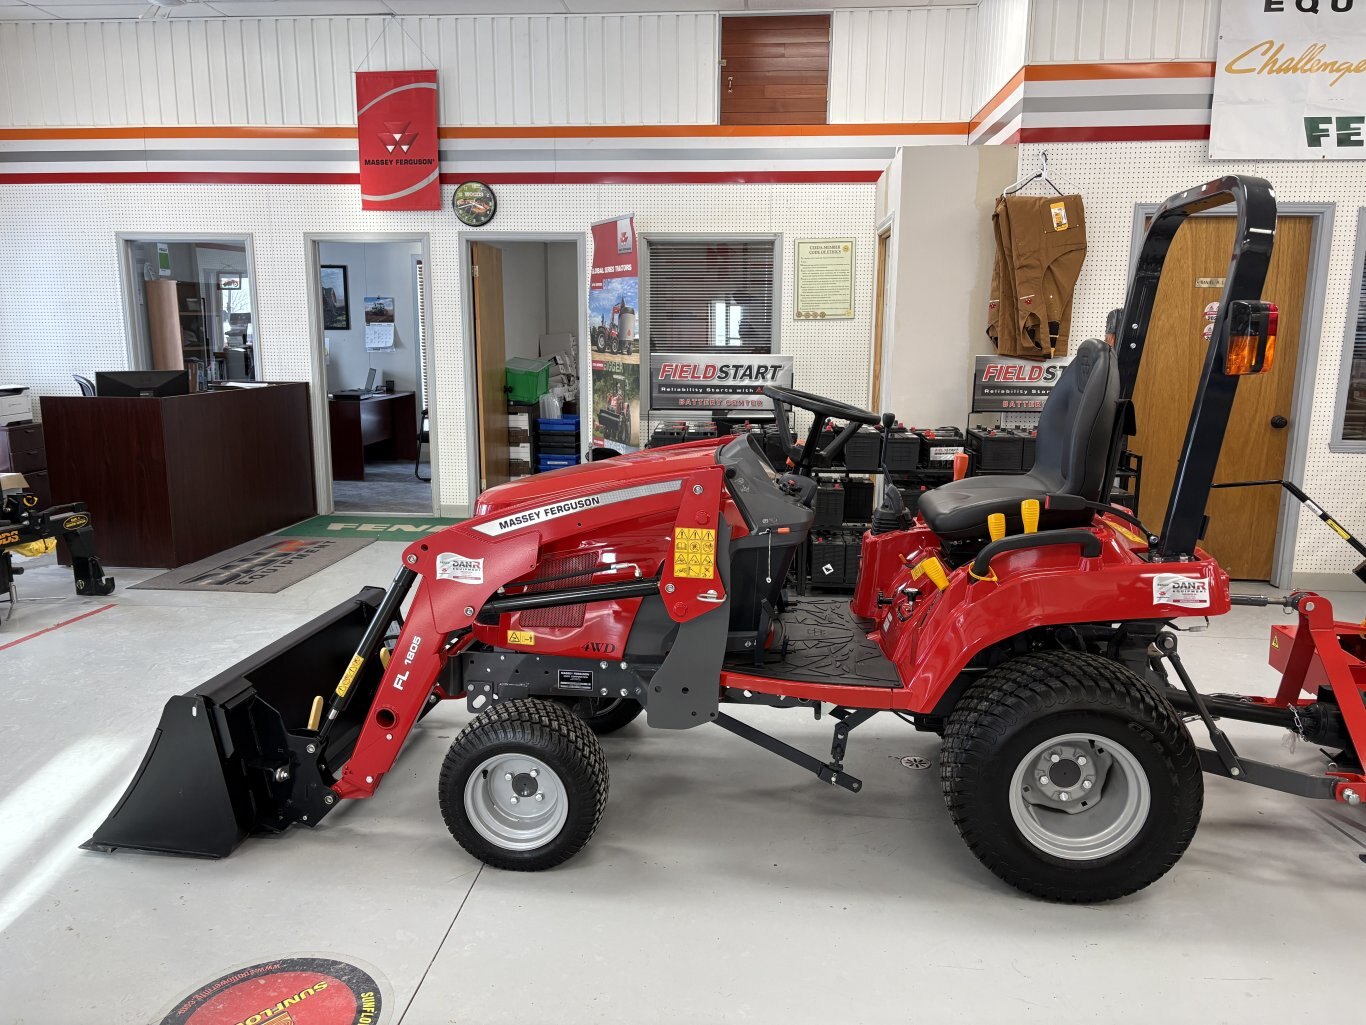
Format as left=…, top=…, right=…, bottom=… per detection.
left=117, top=232, right=260, bottom=375
left=458, top=231, right=589, bottom=502
left=1126, top=202, right=1335, bottom=587
left=304, top=232, right=435, bottom=515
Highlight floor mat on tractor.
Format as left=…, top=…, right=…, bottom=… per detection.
left=730, top=597, right=900, bottom=687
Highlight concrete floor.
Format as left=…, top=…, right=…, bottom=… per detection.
left=3, top=545, right=1366, bottom=1023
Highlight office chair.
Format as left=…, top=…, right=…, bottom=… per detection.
left=415, top=408, right=431, bottom=482
left=73, top=375, right=96, bottom=397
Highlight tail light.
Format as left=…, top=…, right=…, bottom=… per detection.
left=1224, top=300, right=1278, bottom=376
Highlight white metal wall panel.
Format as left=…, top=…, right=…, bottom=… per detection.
left=970, top=0, right=1029, bottom=115
left=830, top=6, right=978, bottom=124
left=1029, top=0, right=1219, bottom=63
left=0, top=14, right=718, bottom=127
left=1017, top=140, right=1366, bottom=576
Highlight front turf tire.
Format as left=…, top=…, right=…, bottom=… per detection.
left=941, top=652, right=1202, bottom=903
left=439, top=698, right=609, bottom=871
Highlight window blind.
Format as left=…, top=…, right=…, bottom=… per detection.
left=646, top=240, right=776, bottom=354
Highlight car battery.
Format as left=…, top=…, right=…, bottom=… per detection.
left=842, top=478, right=874, bottom=524
left=967, top=426, right=1024, bottom=473
left=899, top=482, right=931, bottom=518
left=809, top=532, right=847, bottom=587
left=648, top=422, right=687, bottom=448
left=917, top=426, right=965, bottom=468
left=814, top=482, right=846, bottom=527
left=686, top=422, right=719, bottom=441
left=884, top=427, right=921, bottom=473
left=1018, top=427, right=1038, bottom=471
left=842, top=429, right=881, bottom=472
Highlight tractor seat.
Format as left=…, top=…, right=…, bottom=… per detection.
left=918, top=338, right=1120, bottom=542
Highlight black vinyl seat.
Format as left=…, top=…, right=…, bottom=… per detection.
left=919, top=338, right=1120, bottom=541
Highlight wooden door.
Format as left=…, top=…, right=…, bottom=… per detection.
left=144, top=279, right=185, bottom=371
left=1130, top=215, right=1312, bottom=580
left=719, top=15, right=830, bottom=126
left=871, top=230, right=890, bottom=409
left=471, top=242, right=510, bottom=490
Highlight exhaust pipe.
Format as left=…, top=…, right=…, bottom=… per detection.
left=83, top=587, right=390, bottom=858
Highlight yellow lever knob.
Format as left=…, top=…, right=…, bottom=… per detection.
left=920, top=556, right=949, bottom=591
left=988, top=513, right=1006, bottom=542
left=1021, top=499, right=1040, bottom=534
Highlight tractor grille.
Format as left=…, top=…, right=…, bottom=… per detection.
left=520, top=553, right=597, bottom=628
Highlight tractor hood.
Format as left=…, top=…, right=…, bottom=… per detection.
left=473, top=440, right=725, bottom=518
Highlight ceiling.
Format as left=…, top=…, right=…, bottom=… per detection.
left=0, top=0, right=977, bottom=22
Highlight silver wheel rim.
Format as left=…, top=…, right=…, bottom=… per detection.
left=1008, top=733, right=1151, bottom=861
left=464, top=754, right=569, bottom=851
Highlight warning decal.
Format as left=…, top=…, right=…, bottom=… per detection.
left=672, top=527, right=716, bottom=579
left=157, top=957, right=382, bottom=1025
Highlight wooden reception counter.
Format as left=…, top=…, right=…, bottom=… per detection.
left=40, top=383, right=316, bottom=568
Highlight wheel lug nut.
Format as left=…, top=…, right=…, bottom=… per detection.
left=1082, top=779, right=1093, bottom=790
left=535, top=793, right=544, bottom=802
left=1058, top=792, right=1070, bottom=801
left=1039, top=775, right=1049, bottom=785
left=504, top=772, right=513, bottom=780
left=510, top=796, right=519, bottom=804
left=530, top=769, right=538, bottom=778
left=1077, top=756, right=1088, bottom=766
left=1050, top=754, right=1060, bottom=763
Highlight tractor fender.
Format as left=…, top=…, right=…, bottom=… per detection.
left=881, top=529, right=1230, bottom=715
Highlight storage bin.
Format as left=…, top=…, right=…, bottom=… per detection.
left=505, top=357, right=551, bottom=405
left=536, top=416, right=580, bottom=433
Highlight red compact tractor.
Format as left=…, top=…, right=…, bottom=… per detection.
left=90, top=177, right=1366, bottom=902
left=592, top=301, right=636, bottom=356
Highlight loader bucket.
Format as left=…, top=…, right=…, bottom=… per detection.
left=83, top=587, right=389, bottom=858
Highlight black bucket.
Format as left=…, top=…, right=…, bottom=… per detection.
left=83, top=587, right=388, bottom=858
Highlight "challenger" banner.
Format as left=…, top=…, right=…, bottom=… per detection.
left=355, top=70, right=440, bottom=210
left=1211, top=2, right=1366, bottom=160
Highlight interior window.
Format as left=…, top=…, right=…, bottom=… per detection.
left=646, top=239, right=777, bottom=355
left=1338, top=212, right=1366, bottom=443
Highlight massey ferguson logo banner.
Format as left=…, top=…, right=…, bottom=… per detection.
left=649, top=354, right=794, bottom=411
left=355, top=70, right=440, bottom=210
left=972, top=354, right=1073, bottom=413
left=1211, top=2, right=1366, bottom=160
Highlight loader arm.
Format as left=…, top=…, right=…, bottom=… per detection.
left=334, top=466, right=733, bottom=798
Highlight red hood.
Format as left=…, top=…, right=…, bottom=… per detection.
left=474, top=440, right=723, bottom=516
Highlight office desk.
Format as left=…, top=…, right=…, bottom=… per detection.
left=328, top=391, right=417, bottom=481
left=41, top=383, right=316, bottom=568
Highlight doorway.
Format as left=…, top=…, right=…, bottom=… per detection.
left=464, top=236, right=585, bottom=492
left=870, top=227, right=891, bottom=409
left=309, top=236, right=433, bottom=515
left=1128, top=210, right=1327, bottom=582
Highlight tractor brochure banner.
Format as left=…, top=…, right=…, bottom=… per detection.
left=972, top=354, right=1074, bottom=413
left=590, top=216, right=641, bottom=452
left=355, top=70, right=440, bottom=209
left=649, top=354, right=794, bottom=411
left=1210, top=2, right=1366, bottom=160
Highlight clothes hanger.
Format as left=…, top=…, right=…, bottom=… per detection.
left=1002, top=150, right=1065, bottom=197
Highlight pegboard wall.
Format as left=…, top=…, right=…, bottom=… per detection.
left=0, top=181, right=876, bottom=516
left=1018, top=141, right=1366, bottom=576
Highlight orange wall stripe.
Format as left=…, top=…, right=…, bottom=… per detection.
left=969, top=68, right=1025, bottom=134
left=0, top=122, right=966, bottom=142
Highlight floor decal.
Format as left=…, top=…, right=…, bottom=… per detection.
left=158, top=957, right=383, bottom=1025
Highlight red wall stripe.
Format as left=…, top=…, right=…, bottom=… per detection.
left=0, top=169, right=883, bottom=186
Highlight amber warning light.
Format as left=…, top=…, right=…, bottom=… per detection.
left=1224, top=300, right=1278, bottom=376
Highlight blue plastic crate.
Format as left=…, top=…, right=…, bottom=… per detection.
left=536, top=416, right=581, bottom=433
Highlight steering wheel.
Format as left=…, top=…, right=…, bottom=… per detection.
left=763, top=385, right=882, bottom=476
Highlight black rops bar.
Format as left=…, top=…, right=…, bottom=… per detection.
left=484, top=576, right=661, bottom=615
left=1107, top=175, right=1278, bottom=561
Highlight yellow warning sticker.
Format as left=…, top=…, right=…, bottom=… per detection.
left=1050, top=201, right=1069, bottom=231
left=672, top=527, right=717, bottom=579
left=507, top=630, right=535, bottom=646
left=335, top=654, right=365, bottom=698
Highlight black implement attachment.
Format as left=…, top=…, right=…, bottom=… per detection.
left=83, top=586, right=392, bottom=858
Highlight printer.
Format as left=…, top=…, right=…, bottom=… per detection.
left=0, top=386, right=32, bottom=426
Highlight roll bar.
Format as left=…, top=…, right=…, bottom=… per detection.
left=1107, top=175, right=1278, bottom=561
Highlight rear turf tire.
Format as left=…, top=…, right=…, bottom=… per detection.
left=570, top=696, right=643, bottom=735
left=940, top=651, right=1202, bottom=903
left=439, top=698, right=609, bottom=871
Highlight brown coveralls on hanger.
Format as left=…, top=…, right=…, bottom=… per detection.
left=987, top=193, right=1087, bottom=361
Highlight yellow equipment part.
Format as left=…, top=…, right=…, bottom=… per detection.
left=4, top=537, right=57, bottom=559
left=1021, top=499, right=1040, bottom=534
left=910, top=555, right=950, bottom=591
left=988, top=513, right=1006, bottom=542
